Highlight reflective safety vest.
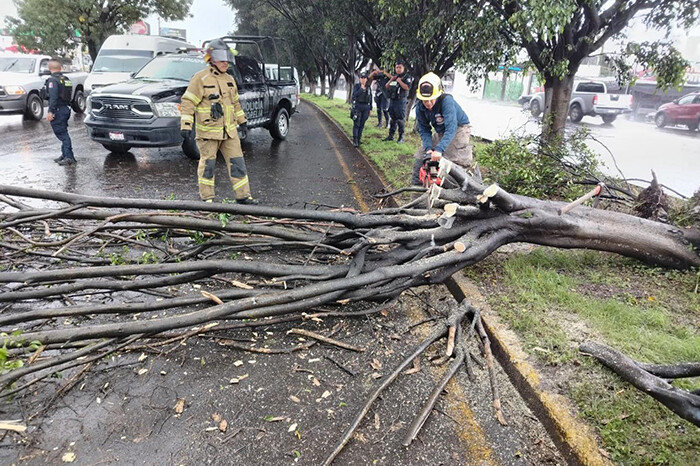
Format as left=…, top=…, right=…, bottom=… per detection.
left=180, top=65, right=247, bottom=140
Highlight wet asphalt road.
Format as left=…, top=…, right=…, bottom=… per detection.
left=0, top=101, right=383, bottom=210
left=0, top=102, right=562, bottom=465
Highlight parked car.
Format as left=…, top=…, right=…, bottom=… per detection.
left=84, top=36, right=298, bottom=159
left=84, top=34, right=194, bottom=95
left=0, top=53, right=87, bottom=120
left=653, top=92, right=700, bottom=131
left=529, top=80, right=633, bottom=124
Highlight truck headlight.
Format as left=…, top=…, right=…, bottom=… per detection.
left=4, top=86, right=26, bottom=95
left=86, top=95, right=92, bottom=113
left=154, top=102, right=181, bottom=117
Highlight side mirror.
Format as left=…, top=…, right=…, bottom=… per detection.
left=673, top=99, right=679, bottom=104
left=130, top=72, right=136, bottom=78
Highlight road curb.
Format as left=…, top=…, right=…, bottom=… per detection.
left=445, top=273, right=612, bottom=466
left=301, top=97, right=398, bottom=208
left=303, top=94, right=609, bottom=465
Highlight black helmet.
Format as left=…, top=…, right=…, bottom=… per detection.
left=205, top=38, right=235, bottom=63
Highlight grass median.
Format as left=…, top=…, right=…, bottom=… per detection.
left=305, top=91, right=700, bottom=465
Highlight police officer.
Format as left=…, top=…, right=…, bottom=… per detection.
left=45, top=60, right=76, bottom=165
left=351, top=72, right=372, bottom=147
left=383, top=60, right=413, bottom=144
left=412, top=72, right=472, bottom=186
left=180, top=38, right=257, bottom=204
left=368, top=65, right=390, bottom=128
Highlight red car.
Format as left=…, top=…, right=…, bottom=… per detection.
left=654, top=92, right=700, bottom=131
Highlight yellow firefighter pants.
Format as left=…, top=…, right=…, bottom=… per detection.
left=196, top=136, right=251, bottom=201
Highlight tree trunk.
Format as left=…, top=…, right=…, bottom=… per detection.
left=542, top=74, right=575, bottom=142
left=86, top=39, right=99, bottom=62
left=500, top=70, right=508, bottom=101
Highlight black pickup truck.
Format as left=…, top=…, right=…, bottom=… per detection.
left=84, top=36, right=298, bottom=159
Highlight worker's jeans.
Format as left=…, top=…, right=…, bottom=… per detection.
left=411, top=125, right=473, bottom=185
left=50, top=106, right=75, bottom=160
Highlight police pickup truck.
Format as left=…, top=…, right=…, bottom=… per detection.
left=84, top=36, right=298, bottom=159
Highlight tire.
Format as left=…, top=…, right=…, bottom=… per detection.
left=529, top=99, right=541, bottom=117
left=24, top=94, right=43, bottom=121
left=182, top=136, right=200, bottom=160
left=269, top=108, right=290, bottom=140
left=569, top=103, right=583, bottom=123
left=601, top=115, right=617, bottom=124
left=71, top=90, right=86, bottom=114
left=654, top=112, right=667, bottom=128
left=101, top=143, right=132, bottom=154
left=686, top=119, right=699, bottom=131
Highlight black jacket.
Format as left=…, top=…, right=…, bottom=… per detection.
left=45, top=72, right=72, bottom=113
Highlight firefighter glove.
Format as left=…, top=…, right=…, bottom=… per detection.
left=239, top=122, right=248, bottom=134
left=180, top=129, right=192, bottom=140
left=210, top=102, right=224, bottom=120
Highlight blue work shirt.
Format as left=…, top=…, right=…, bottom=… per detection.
left=416, top=94, right=470, bottom=153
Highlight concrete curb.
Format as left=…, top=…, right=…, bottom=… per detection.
left=303, top=94, right=609, bottom=466
left=445, top=274, right=612, bottom=466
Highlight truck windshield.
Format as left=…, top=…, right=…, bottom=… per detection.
left=0, top=57, right=36, bottom=73
left=93, top=49, right=153, bottom=73
left=134, top=56, right=205, bottom=81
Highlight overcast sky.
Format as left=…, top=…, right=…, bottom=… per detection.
left=146, top=0, right=235, bottom=47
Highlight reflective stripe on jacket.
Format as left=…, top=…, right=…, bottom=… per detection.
left=180, top=65, right=247, bottom=140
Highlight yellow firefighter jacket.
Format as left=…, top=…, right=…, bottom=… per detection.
left=180, top=65, right=247, bottom=140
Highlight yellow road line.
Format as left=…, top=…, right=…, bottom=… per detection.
left=313, top=112, right=369, bottom=212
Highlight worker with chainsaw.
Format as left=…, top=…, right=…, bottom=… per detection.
left=412, top=72, right=472, bottom=187
left=180, top=38, right=257, bottom=204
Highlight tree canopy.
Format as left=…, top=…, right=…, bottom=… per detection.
left=6, top=0, right=192, bottom=60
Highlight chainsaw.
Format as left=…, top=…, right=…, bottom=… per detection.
left=419, top=155, right=442, bottom=188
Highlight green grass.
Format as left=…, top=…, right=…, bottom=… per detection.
left=303, top=93, right=486, bottom=193
left=467, top=248, right=700, bottom=465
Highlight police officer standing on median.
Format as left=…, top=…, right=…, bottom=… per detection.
left=383, top=60, right=413, bottom=144
left=368, top=65, right=390, bottom=128
left=45, top=60, right=77, bottom=165
left=351, top=71, right=372, bottom=147
left=180, top=38, right=257, bottom=204
left=412, top=72, right=472, bottom=186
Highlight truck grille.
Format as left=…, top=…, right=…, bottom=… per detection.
left=91, top=96, right=153, bottom=119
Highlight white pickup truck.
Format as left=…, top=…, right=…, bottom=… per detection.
left=528, top=80, right=633, bottom=124
left=0, top=53, right=88, bottom=120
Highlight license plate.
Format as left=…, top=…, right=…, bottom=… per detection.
left=109, top=131, right=125, bottom=141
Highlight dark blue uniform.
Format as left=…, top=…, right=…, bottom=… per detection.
left=351, top=82, right=372, bottom=146
left=372, top=73, right=390, bottom=127
left=45, top=72, right=76, bottom=163
left=385, top=71, right=413, bottom=142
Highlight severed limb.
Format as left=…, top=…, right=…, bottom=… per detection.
left=580, top=341, right=700, bottom=427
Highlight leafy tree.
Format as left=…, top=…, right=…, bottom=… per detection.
left=479, top=0, right=698, bottom=140
left=6, top=0, right=192, bottom=60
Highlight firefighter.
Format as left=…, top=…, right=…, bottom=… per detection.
left=412, top=72, right=472, bottom=186
left=45, top=60, right=76, bottom=165
left=180, top=38, right=257, bottom=204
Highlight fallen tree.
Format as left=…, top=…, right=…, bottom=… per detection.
left=0, top=161, right=698, bottom=461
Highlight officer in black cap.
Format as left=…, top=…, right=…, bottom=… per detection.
left=45, top=60, right=77, bottom=165
left=350, top=71, right=372, bottom=147
left=383, top=59, right=413, bottom=144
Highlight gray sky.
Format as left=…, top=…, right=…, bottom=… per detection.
left=146, top=0, right=235, bottom=47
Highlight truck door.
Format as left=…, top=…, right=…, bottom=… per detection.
left=234, top=55, right=267, bottom=126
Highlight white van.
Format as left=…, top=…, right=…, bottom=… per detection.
left=85, top=35, right=195, bottom=94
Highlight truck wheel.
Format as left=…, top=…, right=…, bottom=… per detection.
left=269, top=108, right=289, bottom=140
left=601, top=115, right=617, bottom=124
left=101, top=143, right=132, bottom=154
left=654, top=112, right=667, bottom=128
left=529, top=100, right=541, bottom=117
left=569, top=103, right=583, bottom=123
left=72, top=90, right=86, bottom=114
left=24, top=94, right=44, bottom=121
left=182, top=136, right=200, bottom=160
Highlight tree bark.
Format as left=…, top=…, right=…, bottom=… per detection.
left=542, top=74, right=574, bottom=141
